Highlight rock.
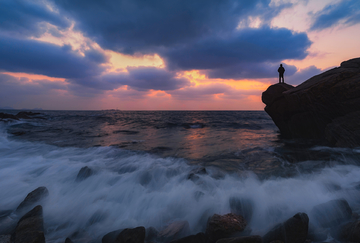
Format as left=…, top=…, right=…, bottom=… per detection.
left=102, top=229, right=123, bottom=243
left=145, top=227, right=158, bottom=242
left=331, top=220, right=360, bottom=242
left=16, top=187, right=49, bottom=213
left=158, top=220, right=190, bottom=242
left=169, top=232, right=207, bottom=243
left=76, top=166, right=94, bottom=181
left=216, top=235, right=262, bottom=243
left=116, top=227, right=145, bottom=243
left=0, top=235, right=11, bottom=243
left=187, top=167, right=207, bottom=182
left=13, top=205, right=45, bottom=243
left=65, top=238, right=74, bottom=243
left=263, top=212, right=309, bottom=243
left=229, top=197, right=254, bottom=222
left=310, top=199, right=352, bottom=228
left=307, top=224, right=327, bottom=242
left=0, top=113, right=19, bottom=120
left=205, top=213, right=247, bottom=243
left=262, top=57, right=360, bottom=147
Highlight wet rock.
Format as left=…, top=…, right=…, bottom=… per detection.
left=116, top=227, right=145, bottom=243
left=229, top=197, right=254, bottom=222
left=187, top=167, right=207, bottom=182
left=0, top=113, right=19, bottom=120
left=169, top=232, right=207, bottom=243
left=158, top=220, right=190, bottom=242
left=194, top=191, right=205, bottom=201
left=0, top=235, right=11, bottom=243
left=145, top=227, right=158, bottom=242
left=16, top=187, right=49, bottom=213
left=216, top=235, right=262, bottom=243
left=15, top=112, right=40, bottom=119
left=310, top=199, right=352, bottom=228
left=76, top=166, right=94, bottom=182
left=205, top=213, right=247, bottom=243
left=331, top=220, right=360, bottom=242
left=262, top=57, right=360, bottom=147
left=263, top=212, right=309, bottom=243
left=307, top=224, right=327, bottom=242
left=0, top=216, right=17, bottom=235
left=0, top=211, right=12, bottom=220
left=13, top=205, right=45, bottom=243
left=65, top=238, right=74, bottom=243
left=102, top=228, right=123, bottom=243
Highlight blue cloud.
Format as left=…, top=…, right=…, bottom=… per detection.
left=0, top=0, right=70, bottom=38
left=286, top=65, right=322, bottom=85
left=310, top=0, right=360, bottom=30
left=0, top=35, right=108, bottom=78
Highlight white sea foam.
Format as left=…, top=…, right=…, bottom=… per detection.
left=1, top=124, right=360, bottom=242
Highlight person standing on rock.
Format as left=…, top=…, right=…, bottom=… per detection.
left=278, top=64, right=285, bottom=83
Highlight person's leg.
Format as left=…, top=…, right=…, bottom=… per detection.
left=279, top=75, right=281, bottom=83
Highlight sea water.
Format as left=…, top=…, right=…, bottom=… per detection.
left=1, top=110, right=360, bottom=242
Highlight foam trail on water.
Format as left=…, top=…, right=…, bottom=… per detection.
left=1, top=124, right=360, bottom=242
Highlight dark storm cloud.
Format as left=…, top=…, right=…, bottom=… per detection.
left=103, top=67, right=191, bottom=91
left=0, top=0, right=70, bottom=38
left=0, top=35, right=109, bottom=78
left=206, top=62, right=298, bottom=79
left=310, top=0, right=360, bottom=31
left=54, top=0, right=293, bottom=54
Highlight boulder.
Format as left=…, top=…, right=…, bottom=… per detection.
left=13, top=205, right=45, bottom=243
left=76, top=166, right=94, bottom=182
left=158, top=220, right=190, bottom=242
left=115, top=227, right=145, bottom=243
left=145, top=226, right=158, bottom=242
left=229, top=197, right=254, bottom=222
left=310, top=199, right=352, bottom=228
left=205, top=213, right=247, bottom=243
left=331, top=220, right=360, bottom=242
left=262, top=57, right=360, bottom=147
left=169, top=232, right=207, bottom=243
left=0, top=113, right=18, bottom=120
left=0, top=235, right=11, bottom=243
left=263, top=212, right=309, bottom=243
left=216, top=235, right=262, bottom=243
left=65, top=238, right=74, bottom=243
left=16, top=187, right=49, bottom=213
left=102, top=229, right=124, bottom=243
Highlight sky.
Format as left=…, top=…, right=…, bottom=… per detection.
left=0, top=0, right=359, bottom=110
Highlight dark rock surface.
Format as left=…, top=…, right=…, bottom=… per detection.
left=65, top=237, right=74, bottom=243
left=102, top=228, right=124, bottom=243
left=169, top=232, right=207, bottom=243
left=229, top=197, right=254, bottom=222
left=158, top=220, right=190, bottom=242
left=331, top=220, right=360, bottom=242
left=16, top=187, right=49, bottom=213
left=262, top=57, right=360, bottom=147
left=216, top=235, right=262, bottom=243
left=13, top=205, right=45, bottom=243
left=206, top=213, right=247, bottom=243
left=0, top=113, right=19, bottom=120
left=76, top=166, right=94, bottom=182
left=310, top=199, right=352, bottom=228
left=263, top=212, right=308, bottom=243
left=0, top=235, right=11, bottom=243
left=116, top=227, right=145, bottom=243
left=145, top=226, right=158, bottom=242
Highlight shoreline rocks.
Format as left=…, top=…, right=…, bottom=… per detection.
left=262, top=57, right=360, bottom=147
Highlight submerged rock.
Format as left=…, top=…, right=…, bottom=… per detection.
left=205, top=213, right=247, bottom=243
left=0, top=235, right=11, bottom=243
left=262, top=57, right=360, bottom=147
left=116, top=227, right=145, bottom=243
left=65, top=237, right=74, bottom=243
left=263, top=212, right=309, bottom=243
left=158, top=220, right=190, bottom=242
left=76, top=166, right=94, bottom=182
left=216, top=235, right=262, bottom=243
left=13, top=205, right=45, bottom=243
left=169, top=232, right=207, bottom=243
left=229, top=197, right=254, bottom=222
left=310, top=199, right=352, bottom=228
left=16, top=187, right=49, bottom=213
left=331, top=220, right=360, bottom=242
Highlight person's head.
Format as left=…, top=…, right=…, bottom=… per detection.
left=280, top=64, right=283, bottom=67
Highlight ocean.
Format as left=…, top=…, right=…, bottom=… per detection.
left=1, top=110, right=360, bottom=242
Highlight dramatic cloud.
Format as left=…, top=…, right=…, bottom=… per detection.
left=286, top=65, right=322, bottom=85
left=55, top=0, right=290, bottom=54
left=310, top=0, right=360, bottom=30
left=0, top=0, right=70, bottom=38
left=0, top=35, right=108, bottom=78
left=206, top=62, right=298, bottom=79
left=103, top=67, right=191, bottom=91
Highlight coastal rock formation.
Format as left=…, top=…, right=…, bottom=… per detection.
left=263, top=212, right=308, bottom=243
left=75, top=166, right=94, bottom=182
left=262, top=57, right=360, bottom=147
left=205, top=213, right=247, bottom=243
left=16, top=187, right=49, bottom=213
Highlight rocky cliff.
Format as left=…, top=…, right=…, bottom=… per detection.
left=262, top=57, right=360, bottom=147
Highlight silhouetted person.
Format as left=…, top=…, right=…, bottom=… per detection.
left=278, top=64, right=285, bottom=83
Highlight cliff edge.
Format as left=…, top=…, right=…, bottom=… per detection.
left=262, top=57, right=360, bottom=147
